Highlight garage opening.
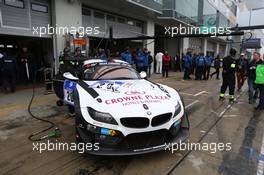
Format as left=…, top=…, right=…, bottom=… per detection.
left=0, top=35, right=53, bottom=90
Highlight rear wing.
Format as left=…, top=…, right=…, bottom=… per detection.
left=83, top=59, right=129, bottom=68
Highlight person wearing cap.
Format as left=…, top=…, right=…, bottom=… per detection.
left=236, top=53, right=248, bottom=92
left=219, top=48, right=237, bottom=103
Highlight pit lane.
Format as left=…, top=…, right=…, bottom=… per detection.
left=0, top=71, right=264, bottom=175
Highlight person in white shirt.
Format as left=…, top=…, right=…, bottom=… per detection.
left=155, top=52, right=163, bottom=74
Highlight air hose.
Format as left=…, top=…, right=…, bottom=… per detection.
left=28, top=69, right=61, bottom=141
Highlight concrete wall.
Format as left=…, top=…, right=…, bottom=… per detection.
left=52, top=0, right=82, bottom=71
left=145, top=20, right=155, bottom=73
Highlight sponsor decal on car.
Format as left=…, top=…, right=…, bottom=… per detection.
left=63, top=80, right=77, bottom=105
left=124, top=90, right=146, bottom=95
left=105, top=95, right=170, bottom=106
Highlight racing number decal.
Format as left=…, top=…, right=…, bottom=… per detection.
left=64, top=80, right=77, bottom=105
left=65, top=90, right=74, bottom=102
left=90, top=80, right=125, bottom=92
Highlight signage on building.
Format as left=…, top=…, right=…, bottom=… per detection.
left=126, top=0, right=162, bottom=13
left=242, top=38, right=262, bottom=49
left=71, top=38, right=88, bottom=45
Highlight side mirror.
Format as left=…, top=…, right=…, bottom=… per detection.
left=63, top=72, right=79, bottom=80
left=139, top=71, right=147, bottom=79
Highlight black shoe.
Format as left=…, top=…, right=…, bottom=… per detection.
left=219, top=97, right=225, bottom=101
left=255, top=106, right=264, bottom=111
left=229, top=99, right=236, bottom=104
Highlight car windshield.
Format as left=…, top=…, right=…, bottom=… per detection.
left=83, top=65, right=140, bottom=80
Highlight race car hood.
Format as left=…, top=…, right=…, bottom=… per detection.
left=76, top=79, right=181, bottom=117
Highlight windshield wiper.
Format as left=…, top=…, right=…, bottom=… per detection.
left=113, top=77, right=136, bottom=80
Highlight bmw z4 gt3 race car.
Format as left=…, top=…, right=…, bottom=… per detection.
left=62, top=59, right=189, bottom=155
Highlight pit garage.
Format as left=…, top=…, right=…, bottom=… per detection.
left=0, top=0, right=53, bottom=87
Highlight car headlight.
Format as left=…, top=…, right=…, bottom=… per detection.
left=88, top=107, right=118, bottom=125
left=173, top=102, right=182, bottom=118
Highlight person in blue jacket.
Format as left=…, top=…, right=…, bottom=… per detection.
left=195, top=53, right=206, bottom=80
left=183, top=51, right=192, bottom=80
left=136, top=48, right=148, bottom=73
left=204, top=53, right=213, bottom=80
left=2, top=49, right=17, bottom=93
left=121, top=47, right=132, bottom=64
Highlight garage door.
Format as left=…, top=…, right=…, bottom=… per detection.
left=0, top=0, right=51, bottom=37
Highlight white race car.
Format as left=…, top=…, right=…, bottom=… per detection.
left=63, top=59, right=189, bottom=155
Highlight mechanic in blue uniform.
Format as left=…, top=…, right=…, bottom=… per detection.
left=219, top=48, right=237, bottom=103
left=136, top=48, right=148, bottom=73
left=2, top=49, right=17, bottom=93
left=183, top=51, right=192, bottom=80
left=121, top=47, right=132, bottom=64
left=195, top=53, right=206, bottom=80
left=204, top=53, right=213, bottom=80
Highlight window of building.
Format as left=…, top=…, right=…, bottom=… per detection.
left=31, top=3, right=48, bottom=13
left=175, top=0, right=198, bottom=21
left=127, top=19, right=134, bottom=25
left=154, top=0, right=162, bottom=5
left=94, top=11, right=105, bottom=19
left=4, top=0, right=24, bottom=8
left=136, top=22, right=143, bottom=27
left=82, top=8, right=91, bottom=16
left=6, top=45, right=13, bottom=48
left=107, top=14, right=115, bottom=22
left=117, top=17, right=126, bottom=24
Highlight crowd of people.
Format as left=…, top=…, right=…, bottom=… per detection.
left=217, top=48, right=264, bottom=110
left=0, top=47, right=34, bottom=93
left=1, top=44, right=264, bottom=111
left=152, top=48, right=264, bottom=110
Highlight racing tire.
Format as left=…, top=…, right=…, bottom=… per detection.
left=75, top=127, right=84, bottom=144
